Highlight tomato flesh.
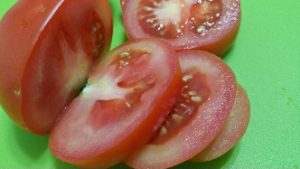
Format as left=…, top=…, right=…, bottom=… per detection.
left=49, top=39, right=182, bottom=168
left=0, top=0, right=112, bottom=134
left=122, top=0, right=240, bottom=56
left=151, top=70, right=210, bottom=144
left=189, top=0, right=223, bottom=35
left=125, top=50, right=236, bottom=169
left=192, top=84, right=250, bottom=162
left=137, top=0, right=185, bottom=39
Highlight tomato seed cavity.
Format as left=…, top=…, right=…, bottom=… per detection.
left=91, top=21, right=105, bottom=57
left=190, top=0, right=223, bottom=35
left=152, top=71, right=210, bottom=143
left=138, top=0, right=185, bottom=39
left=137, top=0, right=223, bottom=38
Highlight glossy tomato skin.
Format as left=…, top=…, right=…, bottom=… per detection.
left=122, top=0, right=240, bottom=56
left=49, top=39, right=183, bottom=168
left=126, top=50, right=236, bottom=169
left=0, top=0, right=112, bottom=134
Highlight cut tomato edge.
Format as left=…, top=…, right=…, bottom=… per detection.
left=191, top=84, right=250, bottom=162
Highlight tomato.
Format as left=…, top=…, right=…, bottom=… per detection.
left=0, top=0, right=112, bottom=134
left=192, top=84, right=250, bottom=162
left=122, top=0, right=240, bottom=56
left=49, top=39, right=183, bottom=168
left=125, top=50, right=236, bottom=169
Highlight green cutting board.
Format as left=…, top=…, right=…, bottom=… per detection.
left=1, top=0, right=300, bottom=168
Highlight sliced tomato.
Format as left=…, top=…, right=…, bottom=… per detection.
left=49, top=39, right=183, bottom=168
left=192, top=84, right=250, bottom=162
left=122, top=0, right=240, bottom=56
left=125, top=50, right=236, bottom=169
left=0, top=0, right=112, bottom=134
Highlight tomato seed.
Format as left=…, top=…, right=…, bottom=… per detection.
left=125, top=102, right=132, bottom=108
left=188, top=91, right=198, bottom=96
left=197, top=25, right=206, bottom=34
left=120, top=51, right=130, bottom=58
left=191, top=96, right=202, bottom=103
left=13, top=88, right=21, bottom=96
left=92, top=22, right=101, bottom=33
left=160, top=126, right=168, bottom=135
left=182, top=74, right=193, bottom=82
left=172, top=114, right=184, bottom=123
left=143, top=6, right=154, bottom=12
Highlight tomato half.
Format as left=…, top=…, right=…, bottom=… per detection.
left=0, top=0, right=112, bottom=134
left=125, top=50, right=236, bottom=169
left=49, top=39, right=182, bottom=168
left=122, top=0, right=240, bottom=56
left=192, top=84, right=250, bottom=162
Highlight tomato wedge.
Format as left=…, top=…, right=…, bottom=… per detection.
left=122, top=0, right=240, bottom=56
left=125, top=50, right=236, bottom=169
left=192, top=84, right=250, bottom=162
left=49, top=39, right=182, bottom=168
left=0, top=0, right=112, bottom=134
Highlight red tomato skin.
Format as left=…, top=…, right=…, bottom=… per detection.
left=0, top=0, right=112, bottom=134
left=0, top=0, right=63, bottom=129
left=125, top=50, right=237, bottom=169
left=49, top=39, right=183, bottom=168
left=122, top=0, right=240, bottom=56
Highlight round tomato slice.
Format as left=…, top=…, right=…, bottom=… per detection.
left=49, top=39, right=182, bottom=168
left=191, top=84, right=250, bottom=162
left=122, top=0, right=240, bottom=56
left=125, top=50, right=236, bottom=169
left=0, top=0, right=112, bottom=134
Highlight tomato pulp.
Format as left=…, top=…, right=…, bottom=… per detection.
left=122, top=0, right=240, bottom=56
left=49, top=39, right=182, bottom=168
left=0, top=0, right=113, bottom=134
left=126, top=50, right=236, bottom=169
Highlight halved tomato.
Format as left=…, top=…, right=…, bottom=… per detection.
left=192, top=84, right=250, bottom=162
left=0, top=0, right=112, bottom=134
left=125, top=50, right=236, bottom=169
left=49, top=39, right=182, bottom=168
left=122, top=0, right=240, bottom=56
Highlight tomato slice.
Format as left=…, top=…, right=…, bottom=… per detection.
left=49, top=39, right=182, bottom=168
left=122, top=0, right=240, bottom=56
left=0, top=0, right=112, bottom=134
left=192, top=84, right=250, bottom=162
left=125, top=50, right=236, bottom=169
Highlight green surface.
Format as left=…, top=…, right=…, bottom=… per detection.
left=1, top=0, right=300, bottom=168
